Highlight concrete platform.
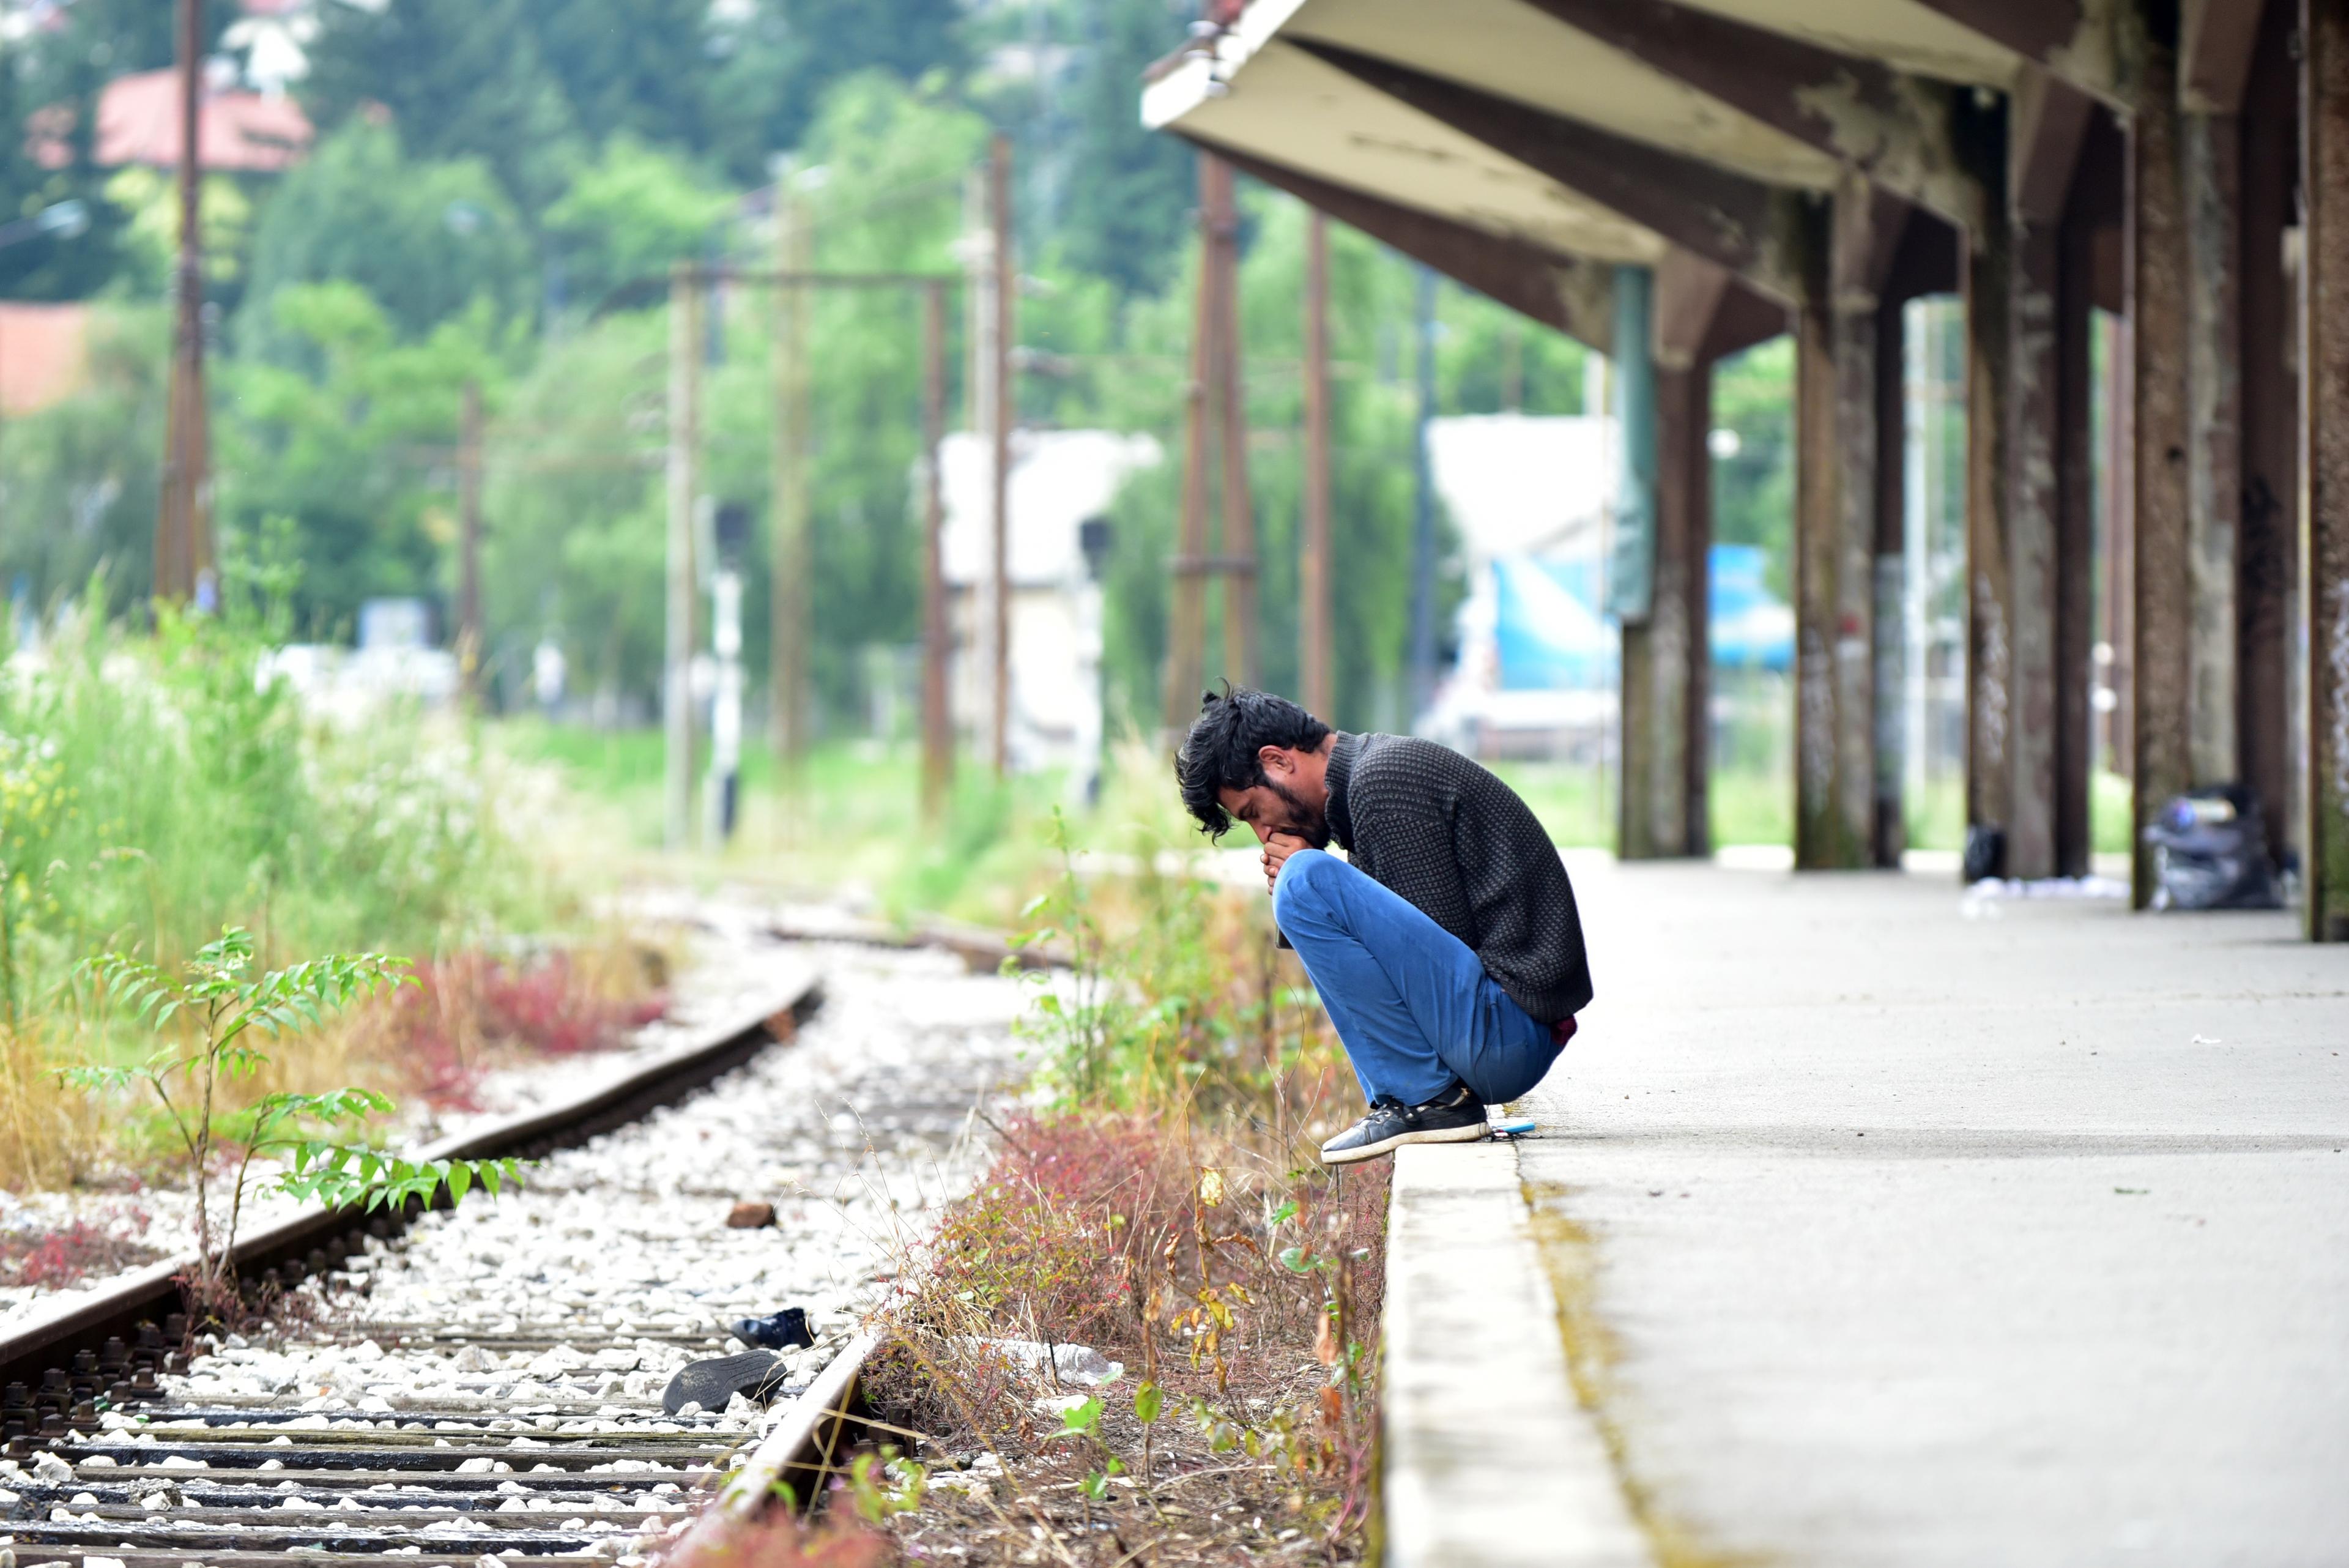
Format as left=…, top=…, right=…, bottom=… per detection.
left=1381, top=860, right=2348, bottom=1567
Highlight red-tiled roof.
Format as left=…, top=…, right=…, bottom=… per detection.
left=0, top=304, right=91, bottom=417
left=29, top=68, right=313, bottom=173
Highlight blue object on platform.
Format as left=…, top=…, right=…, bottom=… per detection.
left=1495, top=1118, right=1537, bottom=1135
left=1710, top=543, right=1795, bottom=671
left=1493, top=555, right=1615, bottom=689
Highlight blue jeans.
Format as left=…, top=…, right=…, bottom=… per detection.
left=1271, top=848, right=1562, bottom=1107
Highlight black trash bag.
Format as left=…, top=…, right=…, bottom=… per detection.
left=2143, top=785, right=2282, bottom=910
left=1962, top=822, right=2005, bottom=884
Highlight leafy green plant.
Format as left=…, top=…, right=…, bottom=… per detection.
left=845, top=1447, right=927, bottom=1525
left=64, top=926, right=521, bottom=1319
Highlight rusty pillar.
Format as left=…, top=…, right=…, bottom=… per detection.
left=1790, top=189, right=1880, bottom=871
left=2239, top=11, right=2299, bottom=864
left=2008, top=214, right=2062, bottom=880
left=2104, top=311, right=2136, bottom=782
left=1682, top=360, right=1715, bottom=858
left=1872, top=292, right=1907, bottom=868
left=1621, top=360, right=1711, bottom=859
left=2129, top=28, right=2195, bottom=909
left=1964, top=195, right=2016, bottom=877
left=2301, top=0, right=2349, bottom=940
left=1794, top=202, right=1849, bottom=869
left=2184, top=110, right=2244, bottom=787
left=2055, top=198, right=2098, bottom=877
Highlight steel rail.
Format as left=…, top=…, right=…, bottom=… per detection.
left=0, top=980, right=824, bottom=1395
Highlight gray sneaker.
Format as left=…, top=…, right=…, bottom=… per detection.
left=1319, top=1083, right=1490, bottom=1165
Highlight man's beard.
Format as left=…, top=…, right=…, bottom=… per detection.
left=1263, top=776, right=1331, bottom=849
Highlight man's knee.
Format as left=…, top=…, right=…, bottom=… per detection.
left=1272, top=847, right=1341, bottom=926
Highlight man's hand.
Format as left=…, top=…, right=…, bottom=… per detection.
left=1262, top=831, right=1307, bottom=894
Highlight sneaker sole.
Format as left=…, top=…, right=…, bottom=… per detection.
left=1319, top=1121, right=1493, bottom=1165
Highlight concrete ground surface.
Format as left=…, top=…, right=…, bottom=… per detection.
left=1506, top=860, right=2348, bottom=1568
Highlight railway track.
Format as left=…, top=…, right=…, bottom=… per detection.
left=0, top=935, right=1026, bottom=1568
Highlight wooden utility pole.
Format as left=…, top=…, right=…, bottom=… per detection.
left=1163, top=152, right=1258, bottom=732
left=988, top=132, right=1014, bottom=776
left=1301, top=211, right=1333, bottom=719
left=456, top=379, right=483, bottom=707
left=771, top=188, right=814, bottom=771
left=1163, top=196, right=1215, bottom=733
left=154, top=0, right=210, bottom=605
left=921, top=281, right=952, bottom=818
left=1207, top=156, right=1256, bottom=687
left=665, top=262, right=702, bottom=853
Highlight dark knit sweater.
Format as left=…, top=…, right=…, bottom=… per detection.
left=1324, top=732, right=1592, bottom=1024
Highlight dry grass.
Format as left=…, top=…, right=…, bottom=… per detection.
left=857, top=1072, right=1390, bottom=1562
left=0, top=932, right=666, bottom=1194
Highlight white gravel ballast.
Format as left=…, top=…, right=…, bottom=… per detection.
left=0, top=936, right=1027, bottom=1568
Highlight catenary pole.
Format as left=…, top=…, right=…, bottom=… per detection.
left=1301, top=210, right=1333, bottom=719
left=665, top=262, right=701, bottom=852
left=1406, top=263, right=1438, bottom=718
left=989, top=132, right=1014, bottom=776
left=771, top=186, right=814, bottom=773
left=921, top=281, right=953, bottom=819
left=1163, top=157, right=1215, bottom=732
left=1206, top=155, right=1256, bottom=687
left=458, top=379, right=483, bottom=707
left=155, top=0, right=210, bottom=605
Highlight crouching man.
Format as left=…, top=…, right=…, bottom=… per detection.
left=1175, top=688, right=1592, bottom=1164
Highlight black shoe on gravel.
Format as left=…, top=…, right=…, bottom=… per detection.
left=730, top=1307, right=815, bottom=1350
left=662, top=1350, right=789, bottom=1415
left=1319, top=1083, right=1490, bottom=1165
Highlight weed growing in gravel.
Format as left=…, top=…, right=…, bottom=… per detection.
left=62, top=926, right=521, bottom=1321
left=867, top=852, right=1389, bottom=1562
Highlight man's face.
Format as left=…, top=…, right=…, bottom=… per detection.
left=1217, top=755, right=1330, bottom=849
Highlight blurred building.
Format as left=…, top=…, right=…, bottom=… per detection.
left=0, top=303, right=88, bottom=417
left=28, top=63, right=312, bottom=174
left=938, top=429, right=1160, bottom=795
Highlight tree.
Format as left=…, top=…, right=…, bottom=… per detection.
left=700, top=0, right=969, bottom=183
left=300, top=0, right=584, bottom=221
left=1055, top=0, right=1195, bottom=299
left=236, top=123, right=533, bottom=359
left=220, top=281, right=504, bottom=630
left=543, top=136, right=736, bottom=314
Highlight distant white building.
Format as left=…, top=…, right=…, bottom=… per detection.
left=938, top=428, right=1160, bottom=795
left=1419, top=413, right=1619, bottom=756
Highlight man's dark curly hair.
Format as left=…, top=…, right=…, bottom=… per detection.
left=1174, top=685, right=1332, bottom=838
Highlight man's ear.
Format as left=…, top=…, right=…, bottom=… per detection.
left=1258, top=743, right=1295, bottom=779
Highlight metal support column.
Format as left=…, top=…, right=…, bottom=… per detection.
left=2129, top=27, right=2195, bottom=908
left=665, top=263, right=702, bottom=853
left=2240, top=10, right=2299, bottom=864
left=1794, top=193, right=1877, bottom=871
left=2055, top=196, right=2098, bottom=877
left=2008, top=212, right=2063, bottom=879
left=2300, top=0, right=2349, bottom=940
left=1964, top=164, right=2017, bottom=879
left=2184, top=110, right=2244, bottom=787
left=1872, top=292, right=1907, bottom=868
left=1620, top=359, right=1710, bottom=860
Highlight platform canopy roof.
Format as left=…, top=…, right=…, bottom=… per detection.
left=1140, top=0, right=2191, bottom=353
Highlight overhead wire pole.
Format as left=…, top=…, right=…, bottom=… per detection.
left=921, top=281, right=952, bottom=819
left=988, top=132, right=1014, bottom=776
left=1163, top=156, right=1217, bottom=733
left=457, top=379, right=483, bottom=708
left=1206, top=154, right=1256, bottom=687
left=665, top=261, right=702, bottom=853
left=1301, top=210, right=1332, bottom=719
left=154, top=0, right=210, bottom=606
left=771, top=185, right=814, bottom=778
left=1406, top=263, right=1438, bottom=718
